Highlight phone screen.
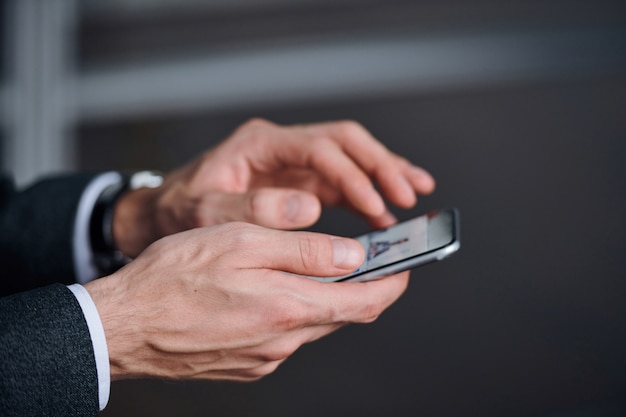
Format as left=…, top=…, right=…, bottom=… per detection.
left=352, top=215, right=428, bottom=276
left=313, top=208, right=459, bottom=282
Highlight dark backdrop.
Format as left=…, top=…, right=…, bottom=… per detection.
left=80, top=74, right=626, bottom=416
left=75, top=1, right=626, bottom=416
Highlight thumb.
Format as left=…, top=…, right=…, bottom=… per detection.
left=199, top=188, right=322, bottom=229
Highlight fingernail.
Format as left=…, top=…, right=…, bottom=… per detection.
left=331, top=238, right=364, bottom=269
left=285, top=194, right=300, bottom=221
left=409, top=166, right=436, bottom=191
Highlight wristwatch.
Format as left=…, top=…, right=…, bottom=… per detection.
left=90, top=171, right=163, bottom=275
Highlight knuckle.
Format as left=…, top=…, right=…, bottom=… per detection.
left=309, top=135, right=334, bottom=151
left=143, top=236, right=171, bottom=259
left=258, top=342, right=299, bottom=363
left=269, top=295, right=316, bottom=330
left=229, top=118, right=275, bottom=148
left=245, top=190, right=269, bottom=223
left=243, top=117, right=272, bottom=129
left=297, top=234, right=323, bottom=272
left=235, top=118, right=281, bottom=152
left=220, top=222, right=259, bottom=249
left=336, top=119, right=366, bottom=138
left=272, top=301, right=311, bottom=331
left=395, top=155, right=411, bottom=168
left=357, top=302, right=384, bottom=324
left=246, top=361, right=282, bottom=380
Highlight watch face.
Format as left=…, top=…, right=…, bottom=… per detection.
left=129, top=171, right=163, bottom=189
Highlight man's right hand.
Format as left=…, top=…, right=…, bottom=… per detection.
left=85, top=222, right=409, bottom=381
left=112, top=119, right=435, bottom=258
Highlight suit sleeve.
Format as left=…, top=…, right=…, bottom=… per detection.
left=0, top=284, right=99, bottom=416
left=0, top=173, right=97, bottom=296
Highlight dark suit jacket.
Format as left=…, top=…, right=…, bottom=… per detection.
left=0, top=173, right=101, bottom=416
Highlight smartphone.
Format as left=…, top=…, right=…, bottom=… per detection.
left=310, top=208, right=460, bottom=283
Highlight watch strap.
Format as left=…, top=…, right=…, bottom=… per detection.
left=89, top=171, right=163, bottom=275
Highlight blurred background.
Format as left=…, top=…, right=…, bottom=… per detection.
left=1, top=0, right=625, bottom=416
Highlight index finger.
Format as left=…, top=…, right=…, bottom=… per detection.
left=298, top=271, right=411, bottom=325
left=219, top=224, right=409, bottom=324
left=309, top=120, right=435, bottom=204
left=268, top=131, right=386, bottom=218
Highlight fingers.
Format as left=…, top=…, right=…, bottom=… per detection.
left=307, top=142, right=387, bottom=216
left=312, top=122, right=415, bottom=206
left=197, top=188, right=322, bottom=230
left=269, top=120, right=435, bottom=218
left=314, top=121, right=436, bottom=202
left=170, top=118, right=435, bottom=232
left=398, top=158, right=436, bottom=196
left=366, top=209, right=398, bottom=230
left=202, top=322, right=345, bottom=381
left=271, top=134, right=386, bottom=217
left=217, top=224, right=409, bottom=323
left=276, top=271, right=410, bottom=326
left=220, top=223, right=365, bottom=275
left=322, top=272, right=410, bottom=323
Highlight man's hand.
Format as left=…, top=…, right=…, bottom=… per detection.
left=85, top=222, right=409, bottom=381
left=113, top=119, right=435, bottom=257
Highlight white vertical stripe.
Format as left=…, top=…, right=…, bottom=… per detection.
left=67, top=284, right=111, bottom=411
left=73, top=172, right=123, bottom=284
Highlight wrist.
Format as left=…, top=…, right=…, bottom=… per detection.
left=113, top=185, right=162, bottom=258
left=84, top=274, right=139, bottom=381
left=113, top=171, right=164, bottom=258
left=90, top=181, right=131, bottom=274
left=91, top=171, right=164, bottom=272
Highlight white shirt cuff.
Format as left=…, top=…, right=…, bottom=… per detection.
left=67, top=283, right=111, bottom=411
left=73, top=172, right=123, bottom=284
